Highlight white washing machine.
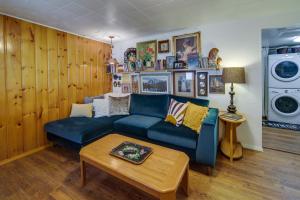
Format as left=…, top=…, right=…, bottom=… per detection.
left=268, top=88, right=300, bottom=124
left=268, top=53, right=300, bottom=88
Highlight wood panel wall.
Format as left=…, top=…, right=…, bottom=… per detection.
left=0, top=15, right=112, bottom=162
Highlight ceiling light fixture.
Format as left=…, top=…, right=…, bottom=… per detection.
left=108, top=36, right=118, bottom=65
left=293, top=36, right=300, bottom=42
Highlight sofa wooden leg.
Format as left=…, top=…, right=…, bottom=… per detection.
left=207, top=166, right=213, bottom=176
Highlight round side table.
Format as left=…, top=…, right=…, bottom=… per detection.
left=219, top=113, right=246, bottom=162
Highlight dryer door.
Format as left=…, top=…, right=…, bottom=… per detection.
left=271, top=94, right=300, bottom=116
left=271, top=59, right=300, bottom=82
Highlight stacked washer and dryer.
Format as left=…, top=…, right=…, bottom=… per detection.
left=268, top=53, right=300, bottom=125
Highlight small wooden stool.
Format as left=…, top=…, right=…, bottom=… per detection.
left=219, top=113, right=246, bottom=162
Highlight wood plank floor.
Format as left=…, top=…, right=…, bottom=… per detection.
left=263, top=127, right=300, bottom=154
left=1, top=144, right=300, bottom=200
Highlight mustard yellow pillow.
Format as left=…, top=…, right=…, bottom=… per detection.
left=183, top=102, right=208, bottom=133
left=70, top=103, right=93, bottom=118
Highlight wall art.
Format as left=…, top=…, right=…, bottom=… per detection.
left=173, top=71, right=195, bottom=97
left=173, top=32, right=201, bottom=62
left=196, top=72, right=208, bottom=97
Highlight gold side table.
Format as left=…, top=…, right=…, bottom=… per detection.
left=219, top=113, right=246, bottom=162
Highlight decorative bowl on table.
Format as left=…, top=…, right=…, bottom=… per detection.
left=110, top=141, right=153, bottom=164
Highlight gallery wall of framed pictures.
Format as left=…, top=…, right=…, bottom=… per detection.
left=112, top=31, right=226, bottom=98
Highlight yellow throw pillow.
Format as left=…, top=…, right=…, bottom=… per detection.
left=183, top=102, right=208, bottom=133
left=70, top=103, right=93, bottom=118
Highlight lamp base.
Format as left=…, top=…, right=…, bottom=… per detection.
left=227, top=82, right=237, bottom=114
left=227, top=105, right=237, bottom=113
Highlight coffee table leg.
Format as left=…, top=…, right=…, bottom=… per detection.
left=181, top=165, right=189, bottom=196
left=80, top=159, right=86, bottom=187
left=160, top=192, right=176, bottom=200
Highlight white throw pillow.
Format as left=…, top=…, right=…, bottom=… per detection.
left=70, top=104, right=93, bottom=118
left=93, top=98, right=109, bottom=118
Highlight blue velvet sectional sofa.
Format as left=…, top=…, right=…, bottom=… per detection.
left=45, top=94, right=219, bottom=168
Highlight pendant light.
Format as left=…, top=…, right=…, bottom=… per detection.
left=108, top=36, right=118, bottom=66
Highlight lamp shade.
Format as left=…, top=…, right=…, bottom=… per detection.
left=223, top=67, right=246, bottom=83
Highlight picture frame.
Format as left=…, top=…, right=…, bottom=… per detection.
left=209, top=75, right=225, bottom=94
left=131, top=74, right=140, bottom=94
left=187, top=52, right=199, bottom=69
left=173, top=60, right=186, bottom=69
left=140, top=72, right=171, bottom=94
left=196, top=72, right=208, bottom=97
left=122, top=83, right=131, bottom=94
left=173, top=71, right=195, bottom=97
left=173, top=32, right=201, bottom=62
left=158, top=40, right=170, bottom=53
left=166, top=56, right=176, bottom=69
left=137, top=40, right=157, bottom=71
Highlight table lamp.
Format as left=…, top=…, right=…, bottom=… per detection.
left=223, top=67, right=246, bottom=113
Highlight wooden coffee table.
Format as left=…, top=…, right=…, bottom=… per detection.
left=79, top=134, right=190, bottom=200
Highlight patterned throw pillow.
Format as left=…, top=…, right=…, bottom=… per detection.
left=165, top=98, right=188, bottom=127
left=108, top=95, right=130, bottom=116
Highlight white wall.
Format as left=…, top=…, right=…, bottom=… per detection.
left=113, top=11, right=300, bottom=151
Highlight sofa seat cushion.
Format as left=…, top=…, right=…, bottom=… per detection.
left=147, top=121, right=198, bottom=149
left=114, top=115, right=162, bottom=137
left=45, top=115, right=125, bottom=145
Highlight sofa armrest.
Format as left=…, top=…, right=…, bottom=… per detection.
left=196, top=108, right=219, bottom=167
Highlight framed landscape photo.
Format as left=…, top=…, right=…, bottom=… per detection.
left=196, top=72, right=208, bottom=97
left=137, top=40, right=157, bottom=70
left=140, top=73, right=171, bottom=94
left=173, top=71, right=195, bottom=97
left=158, top=40, right=170, bottom=53
left=173, top=32, right=201, bottom=62
left=209, top=75, right=225, bottom=94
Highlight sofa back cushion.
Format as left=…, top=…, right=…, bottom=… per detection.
left=169, top=95, right=209, bottom=107
left=130, top=94, right=169, bottom=118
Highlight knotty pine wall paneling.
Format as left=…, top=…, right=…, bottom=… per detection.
left=0, top=15, right=112, bottom=163
left=5, top=17, right=23, bottom=158
left=35, top=25, right=49, bottom=147
left=0, top=15, right=7, bottom=160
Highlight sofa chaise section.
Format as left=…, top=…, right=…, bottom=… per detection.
left=45, top=115, right=125, bottom=148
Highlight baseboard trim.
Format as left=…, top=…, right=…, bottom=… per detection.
left=243, top=143, right=263, bottom=152
left=0, top=144, right=52, bottom=166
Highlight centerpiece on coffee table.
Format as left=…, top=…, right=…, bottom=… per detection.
left=110, top=141, right=153, bottom=164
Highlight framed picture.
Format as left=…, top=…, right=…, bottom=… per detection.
left=173, top=60, right=186, bottom=69
left=173, top=71, right=195, bottom=97
left=140, top=73, right=171, bottom=94
left=173, top=32, right=201, bottom=62
left=187, top=53, right=199, bottom=69
left=137, top=40, right=157, bottom=70
left=131, top=74, right=140, bottom=93
left=196, top=72, right=208, bottom=97
left=122, top=83, right=131, bottom=93
left=124, top=48, right=136, bottom=64
left=158, top=40, right=170, bottom=53
left=209, top=75, right=225, bottom=94
left=166, top=56, right=176, bottom=69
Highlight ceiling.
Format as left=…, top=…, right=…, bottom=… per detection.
left=262, top=27, right=300, bottom=48
left=0, top=0, right=300, bottom=42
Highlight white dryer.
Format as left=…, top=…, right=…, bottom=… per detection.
left=268, top=88, right=300, bottom=124
left=268, top=53, right=300, bottom=88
